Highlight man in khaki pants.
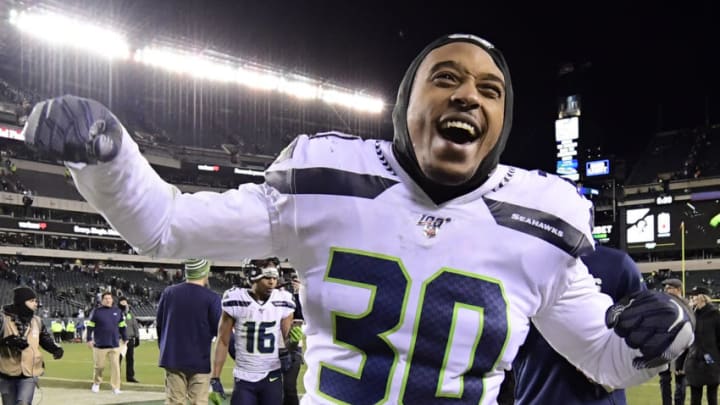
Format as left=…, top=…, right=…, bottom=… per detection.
left=156, top=259, right=221, bottom=404
left=86, top=292, right=127, bottom=394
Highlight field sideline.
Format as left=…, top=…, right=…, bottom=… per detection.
left=41, top=342, right=684, bottom=404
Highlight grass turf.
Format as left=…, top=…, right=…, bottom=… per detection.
left=42, top=342, right=685, bottom=404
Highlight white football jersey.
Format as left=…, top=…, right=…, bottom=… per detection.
left=222, top=287, right=295, bottom=382
left=72, top=129, right=660, bottom=405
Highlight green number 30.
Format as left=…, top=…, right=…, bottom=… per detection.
left=318, top=248, right=510, bottom=404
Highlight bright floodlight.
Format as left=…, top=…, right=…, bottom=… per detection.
left=9, top=9, right=130, bottom=60
left=135, top=46, right=383, bottom=114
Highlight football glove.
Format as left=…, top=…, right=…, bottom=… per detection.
left=52, top=346, right=64, bottom=360
left=209, top=391, right=223, bottom=405
left=22, top=95, right=123, bottom=164
left=209, top=377, right=226, bottom=405
left=606, top=290, right=695, bottom=369
left=288, top=325, right=304, bottom=344
left=280, top=348, right=292, bottom=372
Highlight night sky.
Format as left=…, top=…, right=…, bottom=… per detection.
left=3, top=0, right=719, bottom=172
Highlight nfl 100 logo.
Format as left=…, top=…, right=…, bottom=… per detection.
left=416, top=214, right=452, bottom=238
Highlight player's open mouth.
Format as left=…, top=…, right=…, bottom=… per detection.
left=437, top=118, right=482, bottom=145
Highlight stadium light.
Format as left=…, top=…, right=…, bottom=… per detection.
left=9, top=9, right=130, bottom=60
left=135, top=46, right=384, bottom=114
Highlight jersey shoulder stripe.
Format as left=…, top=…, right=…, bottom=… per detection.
left=271, top=300, right=296, bottom=309
left=266, top=167, right=398, bottom=199
left=483, top=197, right=592, bottom=257
left=486, top=166, right=594, bottom=258
left=266, top=134, right=398, bottom=199
left=308, top=131, right=361, bottom=140
left=223, top=300, right=251, bottom=307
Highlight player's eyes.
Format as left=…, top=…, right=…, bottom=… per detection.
left=432, top=72, right=458, bottom=85
left=478, top=85, right=502, bottom=99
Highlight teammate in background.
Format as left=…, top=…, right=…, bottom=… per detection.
left=86, top=291, right=127, bottom=394
left=210, top=259, right=301, bottom=405
left=510, top=245, right=646, bottom=405
left=156, top=259, right=221, bottom=405
left=0, top=287, right=64, bottom=405
left=22, top=33, right=695, bottom=404
left=659, top=278, right=689, bottom=405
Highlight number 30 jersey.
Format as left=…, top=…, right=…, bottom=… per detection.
left=71, top=130, right=661, bottom=405
left=263, top=134, right=658, bottom=404
left=222, top=288, right=295, bottom=382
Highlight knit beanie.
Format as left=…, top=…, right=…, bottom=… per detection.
left=13, top=286, right=37, bottom=307
left=184, top=258, right=211, bottom=280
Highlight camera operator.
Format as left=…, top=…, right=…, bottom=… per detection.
left=0, top=287, right=64, bottom=405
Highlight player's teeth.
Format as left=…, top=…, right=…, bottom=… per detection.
left=442, top=120, right=476, bottom=137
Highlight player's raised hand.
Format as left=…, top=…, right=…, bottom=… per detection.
left=22, top=95, right=123, bottom=164
left=606, top=290, right=695, bottom=369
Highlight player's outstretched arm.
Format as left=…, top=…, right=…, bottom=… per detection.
left=533, top=260, right=694, bottom=389
left=22, top=95, right=275, bottom=260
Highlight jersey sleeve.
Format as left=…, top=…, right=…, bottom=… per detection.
left=277, top=290, right=296, bottom=319
left=541, top=174, right=595, bottom=257
left=532, top=259, right=661, bottom=389
left=221, top=289, right=243, bottom=320
left=69, top=128, right=281, bottom=261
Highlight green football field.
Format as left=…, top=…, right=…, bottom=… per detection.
left=43, top=341, right=306, bottom=397
left=42, top=342, right=686, bottom=404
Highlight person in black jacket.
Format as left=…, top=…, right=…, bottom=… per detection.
left=118, top=297, right=140, bottom=383
left=278, top=267, right=304, bottom=405
left=0, top=287, right=64, bottom=405
left=659, top=278, right=690, bottom=405
left=684, top=287, right=720, bottom=405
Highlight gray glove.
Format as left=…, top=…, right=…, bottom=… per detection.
left=22, top=95, right=123, bottom=164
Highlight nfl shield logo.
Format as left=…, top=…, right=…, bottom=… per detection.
left=416, top=214, right=451, bottom=238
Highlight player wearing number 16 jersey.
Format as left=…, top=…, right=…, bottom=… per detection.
left=25, top=34, right=694, bottom=405
left=212, top=260, right=295, bottom=405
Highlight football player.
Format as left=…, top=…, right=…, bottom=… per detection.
left=22, top=33, right=694, bottom=404
left=210, top=258, right=300, bottom=405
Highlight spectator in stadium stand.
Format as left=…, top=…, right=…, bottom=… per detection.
left=117, top=297, right=140, bottom=383
left=659, top=278, right=689, bottom=405
left=684, top=287, right=720, bottom=405
left=22, top=33, right=696, bottom=404
left=508, top=245, right=646, bottom=405
left=0, top=287, right=64, bottom=405
left=156, top=259, right=221, bottom=405
left=86, top=291, right=127, bottom=395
